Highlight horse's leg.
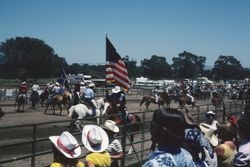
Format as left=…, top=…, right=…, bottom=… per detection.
left=44, top=105, right=49, bottom=114
left=58, top=104, right=62, bottom=115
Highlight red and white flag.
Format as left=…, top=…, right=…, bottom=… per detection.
left=106, top=37, right=130, bottom=91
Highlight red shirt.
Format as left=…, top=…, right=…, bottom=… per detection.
left=19, top=85, right=28, bottom=93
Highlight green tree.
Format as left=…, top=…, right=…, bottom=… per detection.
left=0, top=37, right=67, bottom=78
left=141, top=55, right=171, bottom=80
left=212, top=55, right=244, bottom=80
left=172, top=51, right=206, bottom=79
left=122, top=55, right=139, bottom=80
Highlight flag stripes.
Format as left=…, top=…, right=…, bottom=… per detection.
left=106, top=37, right=130, bottom=90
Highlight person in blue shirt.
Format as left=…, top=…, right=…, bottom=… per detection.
left=143, top=108, right=196, bottom=167
left=84, top=83, right=96, bottom=116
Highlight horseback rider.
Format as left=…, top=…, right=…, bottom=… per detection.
left=16, top=81, right=28, bottom=103
left=48, top=82, right=63, bottom=103
left=30, top=80, right=40, bottom=103
left=183, top=79, right=194, bottom=103
left=83, top=83, right=96, bottom=116
left=152, top=85, right=161, bottom=103
left=79, top=81, right=86, bottom=101
left=106, top=85, right=128, bottom=122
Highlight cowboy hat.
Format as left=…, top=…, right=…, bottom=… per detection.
left=82, top=125, right=109, bottom=153
left=103, top=120, right=119, bottom=133
left=49, top=131, right=81, bottom=159
left=206, top=111, right=216, bottom=116
left=55, top=82, right=60, bottom=86
left=112, top=86, right=121, bottom=93
left=80, top=81, right=85, bottom=85
left=199, top=123, right=218, bottom=147
left=88, top=83, right=95, bottom=87
left=22, top=81, right=26, bottom=84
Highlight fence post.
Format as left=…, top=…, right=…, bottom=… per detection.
left=196, top=106, right=200, bottom=122
left=141, top=111, right=145, bottom=162
left=222, top=102, right=226, bottom=123
left=121, top=122, right=127, bottom=167
left=31, top=124, right=37, bottom=167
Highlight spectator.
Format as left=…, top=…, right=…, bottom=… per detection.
left=143, top=108, right=196, bottom=167
left=215, top=123, right=237, bottom=167
left=205, top=111, right=219, bottom=130
left=199, top=123, right=219, bottom=148
left=185, top=128, right=218, bottom=167
left=103, top=120, right=123, bottom=167
left=233, top=106, right=250, bottom=167
left=227, top=113, right=238, bottom=145
left=49, top=131, right=84, bottom=167
left=82, top=124, right=111, bottom=167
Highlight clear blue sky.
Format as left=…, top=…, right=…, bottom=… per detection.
left=1, top=0, right=250, bottom=67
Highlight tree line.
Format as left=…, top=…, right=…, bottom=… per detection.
left=0, top=36, right=250, bottom=81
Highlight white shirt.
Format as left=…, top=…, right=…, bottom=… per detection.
left=32, top=84, right=40, bottom=91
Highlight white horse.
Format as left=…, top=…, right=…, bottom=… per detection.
left=68, top=103, right=105, bottom=130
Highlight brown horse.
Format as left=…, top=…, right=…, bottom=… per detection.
left=212, top=97, right=223, bottom=109
left=176, top=95, right=195, bottom=108
left=44, top=91, right=72, bottom=115
left=140, top=91, right=171, bottom=109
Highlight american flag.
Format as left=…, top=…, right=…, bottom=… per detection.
left=106, top=37, right=130, bottom=91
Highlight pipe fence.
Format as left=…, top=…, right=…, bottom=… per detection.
left=0, top=98, right=247, bottom=166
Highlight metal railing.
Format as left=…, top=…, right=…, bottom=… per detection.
left=0, top=99, right=247, bottom=166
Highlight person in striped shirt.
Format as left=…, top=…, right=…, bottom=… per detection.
left=103, top=120, right=123, bottom=167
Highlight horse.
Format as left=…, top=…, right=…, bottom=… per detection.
left=30, top=91, right=40, bottom=109
left=212, top=96, right=224, bottom=109
left=16, top=94, right=26, bottom=112
left=140, top=91, right=168, bottom=110
left=40, top=90, right=49, bottom=107
left=68, top=103, right=104, bottom=130
left=62, top=90, right=72, bottom=109
left=44, top=95, right=66, bottom=115
left=176, top=94, right=195, bottom=108
left=103, top=102, right=141, bottom=154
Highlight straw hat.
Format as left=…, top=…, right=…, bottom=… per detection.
left=112, top=86, right=121, bottom=93
left=82, top=125, right=109, bottom=153
left=49, top=131, right=81, bottom=159
left=103, top=120, right=119, bottom=133
left=199, top=123, right=219, bottom=147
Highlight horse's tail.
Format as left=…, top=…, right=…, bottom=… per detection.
left=140, top=96, right=146, bottom=106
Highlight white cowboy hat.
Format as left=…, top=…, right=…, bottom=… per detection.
left=80, top=81, right=85, bottom=85
left=199, top=123, right=219, bottom=147
left=82, top=125, right=109, bottom=153
left=22, top=81, right=26, bottom=84
left=88, top=83, right=95, bottom=87
left=49, top=131, right=81, bottom=159
left=112, top=86, right=121, bottom=93
left=55, top=82, right=60, bottom=86
left=206, top=111, right=216, bottom=116
left=103, top=120, right=119, bottom=133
